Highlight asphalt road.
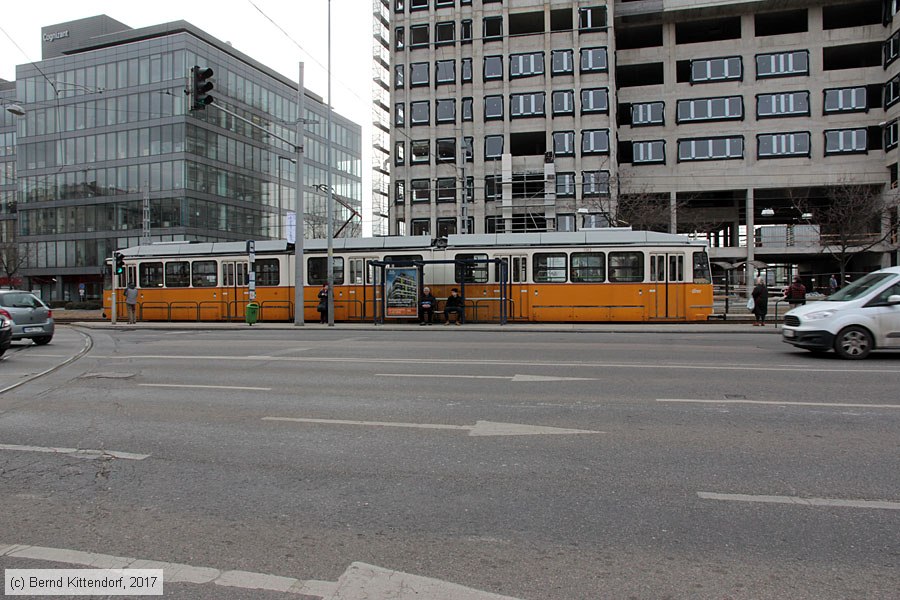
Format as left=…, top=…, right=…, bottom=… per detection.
left=0, top=326, right=898, bottom=599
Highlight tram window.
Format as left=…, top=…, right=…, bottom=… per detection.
left=255, top=258, right=281, bottom=286
left=609, top=252, right=644, bottom=282
left=307, top=257, right=344, bottom=285
left=693, top=251, right=711, bottom=283
left=534, top=253, right=568, bottom=282
left=165, top=261, right=190, bottom=287
left=349, top=259, right=368, bottom=284
left=192, top=261, right=217, bottom=287
left=571, top=252, right=605, bottom=282
left=455, top=253, right=488, bottom=283
left=140, top=262, right=163, bottom=287
left=669, top=255, right=684, bottom=282
left=383, top=254, right=422, bottom=267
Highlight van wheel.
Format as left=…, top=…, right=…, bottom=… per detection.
left=833, top=326, right=872, bottom=360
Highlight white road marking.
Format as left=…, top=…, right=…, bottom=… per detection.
left=96, top=354, right=900, bottom=374
left=698, top=492, right=900, bottom=510
left=138, top=383, right=271, bottom=391
left=0, top=543, right=337, bottom=596
left=328, top=561, right=523, bottom=599
left=376, top=373, right=509, bottom=380
left=0, top=443, right=149, bottom=461
left=263, top=417, right=601, bottom=437
left=659, top=399, right=900, bottom=409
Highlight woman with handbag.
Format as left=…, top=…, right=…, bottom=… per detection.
left=317, top=283, right=329, bottom=324
left=751, top=277, right=768, bottom=326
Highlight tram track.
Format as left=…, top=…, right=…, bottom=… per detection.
left=0, top=327, right=93, bottom=395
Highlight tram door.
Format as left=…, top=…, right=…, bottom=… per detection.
left=222, top=261, right=249, bottom=320
left=649, top=253, right=685, bottom=319
left=496, top=255, right=528, bottom=320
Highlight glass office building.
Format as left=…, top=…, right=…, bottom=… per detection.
left=9, top=15, right=361, bottom=301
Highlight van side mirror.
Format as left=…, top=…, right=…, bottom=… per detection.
left=888, top=294, right=900, bottom=305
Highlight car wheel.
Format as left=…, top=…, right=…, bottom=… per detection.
left=32, top=336, right=52, bottom=346
left=833, top=326, right=872, bottom=360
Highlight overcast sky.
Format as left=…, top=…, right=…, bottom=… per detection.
left=1, top=0, right=375, bottom=232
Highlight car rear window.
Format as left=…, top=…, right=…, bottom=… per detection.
left=0, top=293, right=42, bottom=308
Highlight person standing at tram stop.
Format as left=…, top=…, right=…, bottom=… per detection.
left=750, top=277, right=768, bottom=326
left=829, top=273, right=839, bottom=295
left=317, top=283, right=329, bottom=324
left=784, top=275, right=807, bottom=307
left=444, top=288, right=464, bottom=325
left=124, top=282, right=139, bottom=325
left=419, top=286, right=436, bottom=326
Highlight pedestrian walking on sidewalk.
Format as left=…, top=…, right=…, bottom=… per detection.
left=124, top=282, right=139, bottom=324
left=751, top=277, right=768, bottom=326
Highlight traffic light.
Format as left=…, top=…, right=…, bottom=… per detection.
left=114, top=252, right=125, bottom=275
left=191, top=66, right=214, bottom=110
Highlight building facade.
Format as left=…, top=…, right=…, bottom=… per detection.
left=388, top=0, right=900, bottom=284
left=6, top=15, right=362, bottom=301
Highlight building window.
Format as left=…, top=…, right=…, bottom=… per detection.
left=411, top=139, right=430, bottom=164
left=556, top=172, right=575, bottom=197
left=411, top=178, right=430, bottom=202
left=437, top=218, right=457, bottom=237
left=633, top=140, right=666, bottom=164
left=757, top=132, right=811, bottom=158
left=756, top=50, right=809, bottom=78
left=824, top=129, right=867, bottom=155
left=461, top=58, right=473, bottom=82
left=582, top=170, right=610, bottom=197
left=511, top=92, right=545, bottom=118
left=394, top=180, right=405, bottom=204
left=552, top=90, right=575, bottom=116
left=462, top=97, right=473, bottom=121
left=885, top=121, right=899, bottom=151
left=885, top=29, right=900, bottom=67
left=691, top=57, right=742, bottom=83
left=485, top=95, right=504, bottom=120
left=410, top=100, right=430, bottom=125
left=395, top=0, right=404, bottom=13
left=410, top=24, right=429, bottom=48
left=436, top=138, right=456, bottom=161
left=436, top=98, right=456, bottom=123
left=394, top=141, right=405, bottom=165
left=557, top=214, right=576, bottom=232
left=436, top=60, right=455, bottom=85
left=579, top=6, right=607, bottom=32
left=485, top=175, right=501, bottom=200
left=632, top=102, right=664, bottom=126
left=757, top=92, right=810, bottom=117
left=435, top=21, right=455, bottom=46
left=580, top=47, right=608, bottom=73
left=394, top=65, right=404, bottom=89
left=677, top=136, right=744, bottom=161
left=824, top=87, right=867, bottom=113
left=436, top=0, right=454, bottom=7
left=411, top=219, right=430, bottom=235
left=676, top=96, right=743, bottom=122
left=580, top=88, right=608, bottom=114
left=485, top=215, right=503, bottom=233
left=552, top=49, right=574, bottom=75
left=485, top=135, right=504, bottom=159
left=436, top=177, right=456, bottom=202
left=463, top=136, right=474, bottom=162
left=410, top=0, right=428, bottom=10
left=484, top=56, right=503, bottom=80
left=395, top=27, right=405, bottom=50
left=553, top=131, right=575, bottom=156
left=410, top=62, right=429, bottom=87
left=484, top=16, right=503, bottom=41
left=394, top=103, right=405, bottom=126
left=886, top=74, right=900, bottom=109
left=581, top=129, right=610, bottom=155
left=461, top=19, right=473, bottom=44
left=510, top=52, right=544, bottom=78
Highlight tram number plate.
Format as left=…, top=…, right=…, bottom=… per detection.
left=783, top=330, right=795, bottom=339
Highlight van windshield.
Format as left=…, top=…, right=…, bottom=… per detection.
left=824, top=273, right=895, bottom=302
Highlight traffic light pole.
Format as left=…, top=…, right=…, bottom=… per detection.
left=110, top=252, right=117, bottom=325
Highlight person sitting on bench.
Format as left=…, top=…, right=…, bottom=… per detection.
left=444, top=288, right=464, bottom=325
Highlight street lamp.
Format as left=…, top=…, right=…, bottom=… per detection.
left=3, top=104, right=25, bottom=116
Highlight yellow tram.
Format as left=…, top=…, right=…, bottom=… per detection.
left=103, top=230, right=714, bottom=323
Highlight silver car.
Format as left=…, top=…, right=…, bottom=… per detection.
left=0, top=291, right=54, bottom=345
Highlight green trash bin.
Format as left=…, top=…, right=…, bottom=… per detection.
left=245, top=301, right=260, bottom=325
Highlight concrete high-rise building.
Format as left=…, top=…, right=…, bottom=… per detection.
left=4, top=15, right=362, bottom=301
left=388, top=0, right=900, bottom=282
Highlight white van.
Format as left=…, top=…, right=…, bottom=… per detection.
left=782, top=266, right=900, bottom=359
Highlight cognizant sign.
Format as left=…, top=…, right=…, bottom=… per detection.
left=42, top=30, right=69, bottom=42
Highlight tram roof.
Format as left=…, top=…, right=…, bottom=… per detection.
left=117, top=230, right=705, bottom=258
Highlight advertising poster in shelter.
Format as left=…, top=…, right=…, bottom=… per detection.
left=385, top=267, right=419, bottom=318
